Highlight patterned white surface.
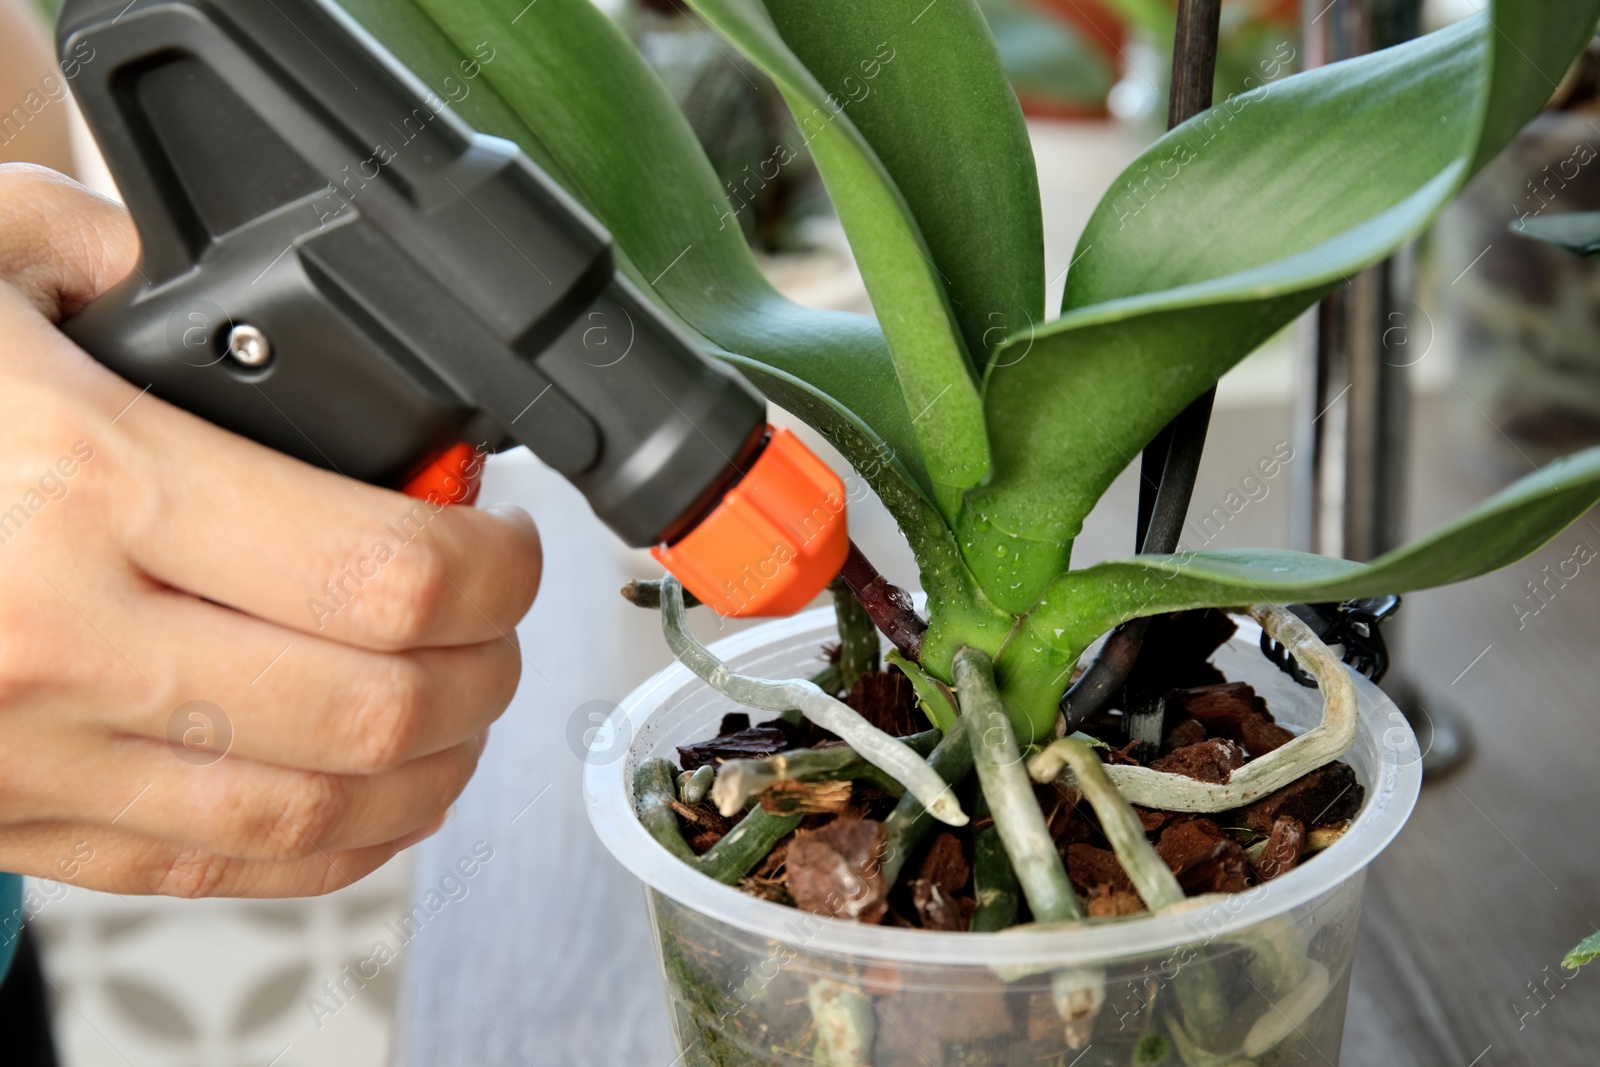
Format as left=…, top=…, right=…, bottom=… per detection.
left=28, top=853, right=413, bottom=1067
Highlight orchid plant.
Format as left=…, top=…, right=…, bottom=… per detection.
left=350, top=0, right=1600, bottom=743
left=346, top=1, right=1600, bottom=1060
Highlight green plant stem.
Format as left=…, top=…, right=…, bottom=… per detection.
left=1172, top=959, right=1230, bottom=1048
left=635, top=759, right=698, bottom=865
left=880, top=726, right=974, bottom=886
left=1036, top=738, right=1184, bottom=912
left=710, top=730, right=941, bottom=815
left=968, top=784, right=1019, bottom=932
left=695, top=805, right=802, bottom=885
left=952, top=647, right=1082, bottom=922
left=659, top=576, right=967, bottom=826
left=637, top=755, right=801, bottom=886
left=829, top=574, right=880, bottom=693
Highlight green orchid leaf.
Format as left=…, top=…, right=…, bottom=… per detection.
left=354, top=0, right=1600, bottom=751
left=963, top=3, right=1600, bottom=614
left=337, top=1, right=566, bottom=181
left=766, top=0, right=1046, bottom=364
left=346, top=0, right=1020, bottom=620
left=1514, top=211, right=1600, bottom=256
left=996, top=447, right=1600, bottom=731
left=886, top=649, right=959, bottom=734
left=964, top=286, right=1350, bottom=612
left=1468, top=3, right=1600, bottom=175
left=1565, top=930, right=1600, bottom=970
left=681, top=0, right=994, bottom=501
left=345, top=0, right=938, bottom=509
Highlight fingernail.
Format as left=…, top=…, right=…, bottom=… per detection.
left=483, top=503, right=535, bottom=527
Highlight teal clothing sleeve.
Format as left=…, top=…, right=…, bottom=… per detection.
left=0, top=873, right=20, bottom=981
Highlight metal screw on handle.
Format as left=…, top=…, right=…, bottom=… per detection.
left=226, top=324, right=272, bottom=368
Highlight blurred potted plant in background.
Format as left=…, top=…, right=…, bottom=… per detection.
left=977, top=0, right=1119, bottom=118
left=1100, top=0, right=1300, bottom=124
left=625, top=0, right=832, bottom=255
left=1437, top=36, right=1600, bottom=475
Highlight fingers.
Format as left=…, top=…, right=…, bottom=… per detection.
left=0, top=165, right=138, bottom=322
left=0, top=820, right=409, bottom=899
left=0, top=170, right=541, bottom=653
left=113, top=392, right=543, bottom=650
left=106, top=590, right=521, bottom=774
left=10, top=731, right=482, bottom=862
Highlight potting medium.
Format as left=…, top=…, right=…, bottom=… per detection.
left=585, top=608, right=1421, bottom=1066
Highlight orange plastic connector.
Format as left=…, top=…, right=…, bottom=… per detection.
left=653, top=428, right=848, bottom=617
left=402, top=442, right=483, bottom=507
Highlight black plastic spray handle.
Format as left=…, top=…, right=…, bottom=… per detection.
left=54, top=0, right=767, bottom=548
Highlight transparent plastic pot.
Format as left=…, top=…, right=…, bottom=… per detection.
left=585, top=608, right=1422, bottom=1066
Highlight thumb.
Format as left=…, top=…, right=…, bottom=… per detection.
left=0, top=164, right=139, bottom=323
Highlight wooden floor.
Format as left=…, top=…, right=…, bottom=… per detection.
left=395, top=397, right=1600, bottom=1067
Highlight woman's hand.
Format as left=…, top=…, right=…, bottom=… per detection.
left=0, top=164, right=542, bottom=897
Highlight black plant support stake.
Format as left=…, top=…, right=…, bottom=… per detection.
left=1135, top=0, right=1223, bottom=543
left=1061, top=0, right=1224, bottom=732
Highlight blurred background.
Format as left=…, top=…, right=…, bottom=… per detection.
left=3, top=0, right=1597, bottom=1064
